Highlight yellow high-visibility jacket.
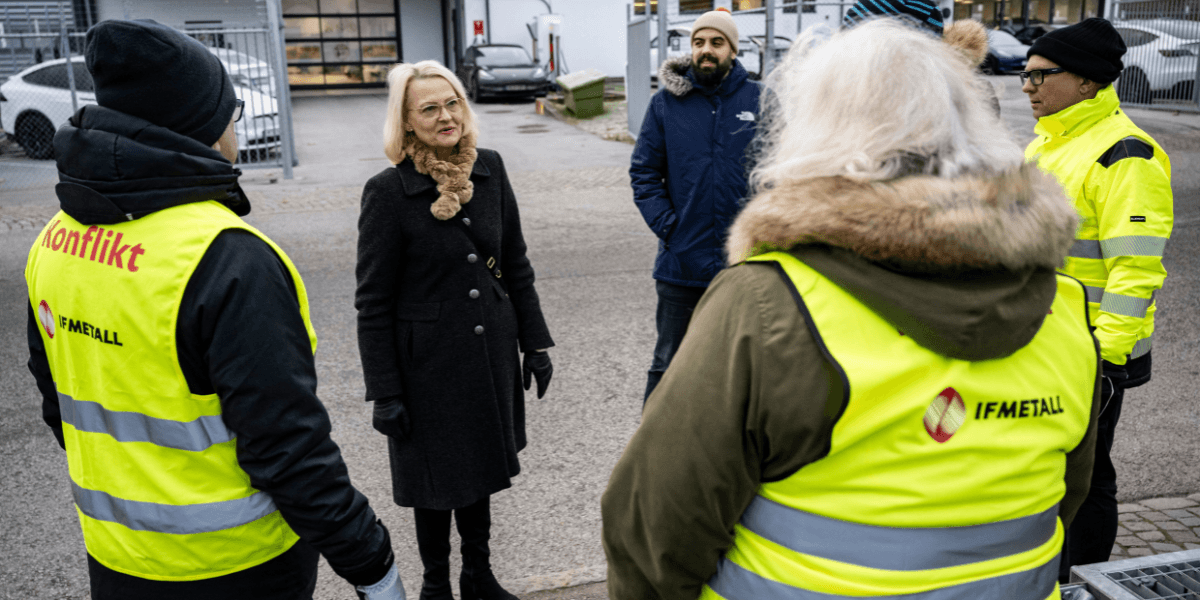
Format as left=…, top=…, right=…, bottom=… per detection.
left=697, top=253, right=1096, bottom=600
left=25, top=201, right=314, bottom=580
left=1026, top=85, right=1173, bottom=366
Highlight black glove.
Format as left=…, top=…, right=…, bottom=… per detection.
left=372, top=396, right=411, bottom=441
left=1099, top=360, right=1129, bottom=415
left=522, top=351, right=553, bottom=399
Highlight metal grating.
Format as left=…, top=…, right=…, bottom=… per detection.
left=1105, top=559, right=1200, bottom=599
left=1071, top=550, right=1200, bottom=600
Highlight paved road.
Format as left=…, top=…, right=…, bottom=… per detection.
left=0, top=76, right=1198, bottom=599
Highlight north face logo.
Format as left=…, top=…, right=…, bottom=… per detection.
left=736, top=111, right=755, bottom=122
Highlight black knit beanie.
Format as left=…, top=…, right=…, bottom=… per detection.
left=1027, top=18, right=1126, bottom=84
left=85, top=19, right=237, bottom=146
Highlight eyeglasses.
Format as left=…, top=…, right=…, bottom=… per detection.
left=1018, top=68, right=1067, bottom=86
left=411, top=97, right=464, bottom=121
left=232, top=99, right=245, bottom=123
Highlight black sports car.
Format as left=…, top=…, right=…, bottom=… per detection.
left=457, top=44, right=550, bottom=101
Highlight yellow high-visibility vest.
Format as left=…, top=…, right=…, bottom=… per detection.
left=700, top=252, right=1096, bottom=600
left=1026, top=85, right=1173, bottom=365
left=25, top=200, right=317, bottom=581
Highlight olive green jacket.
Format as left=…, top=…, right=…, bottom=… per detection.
left=601, top=166, right=1102, bottom=600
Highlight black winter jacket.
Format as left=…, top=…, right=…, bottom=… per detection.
left=25, top=105, right=392, bottom=596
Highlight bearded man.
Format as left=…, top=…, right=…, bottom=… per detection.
left=631, top=8, right=762, bottom=403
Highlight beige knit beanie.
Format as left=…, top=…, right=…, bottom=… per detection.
left=691, top=9, right=739, bottom=46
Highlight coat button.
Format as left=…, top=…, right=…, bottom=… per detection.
left=469, top=289, right=480, bottom=299
left=468, top=254, right=478, bottom=263
left=463, top=217, right=472, bottom=226
left=474, top=325, right=484, bottom=335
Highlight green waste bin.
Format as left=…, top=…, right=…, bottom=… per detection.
left=556, top=69, right=606, bottom=118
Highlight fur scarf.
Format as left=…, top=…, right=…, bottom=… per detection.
left=726, top=165, right=1080, bottom=273
left=406, top=132, right=478, bottom=220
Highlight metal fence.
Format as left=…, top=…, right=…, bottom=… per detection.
left=1109, top=1, right=1199, bottom=111
left=1, top=3, right=296, bottom=200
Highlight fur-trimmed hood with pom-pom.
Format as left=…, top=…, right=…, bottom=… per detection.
left=725, top=166, right=1082, bottom=360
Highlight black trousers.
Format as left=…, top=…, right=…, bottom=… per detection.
left=1059, top=380, right=1125, bottom=583
left=644, top=281, right=707, bottom=403
left=88, top=538, right=319, bottom=600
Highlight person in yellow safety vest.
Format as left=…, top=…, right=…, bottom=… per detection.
left=24, top=20, right=404, bottom=600
left=601, top=19, right=1101, bottom=600
left=1020, top=18, right=1174, bottom=582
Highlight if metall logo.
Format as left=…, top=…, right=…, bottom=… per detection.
left=923, top=388, right=966, bottom=443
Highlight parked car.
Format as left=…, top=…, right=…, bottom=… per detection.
left=0, top=56, right=280, bottom=160
left=457, top=44, right=550, bottom=101
left=738, top=35, right=792, bottom=80
left=649, top=26, right=693, bottom=80
left=207, top=47, right=278, bottom=96
left=1112, top=20, right=1199, bottom=103
left=982, top=29, right=1029, bottom=74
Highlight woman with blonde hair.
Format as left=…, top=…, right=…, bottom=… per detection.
left=602, top=19, right=1099, bottom=600
left=355, top=60, right=554, bottom=600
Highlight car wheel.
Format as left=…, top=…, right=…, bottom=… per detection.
left=16, top=112, right=55, bottom=160
left=981, top=54, right=1000, bottom=76
left=1117, top=67, right=1151, bottom=104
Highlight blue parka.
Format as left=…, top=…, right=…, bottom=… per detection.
left=631, top=56, right=762, bottom=287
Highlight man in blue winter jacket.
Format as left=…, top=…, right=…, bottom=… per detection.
left=631, top=8, right=761, bottom=402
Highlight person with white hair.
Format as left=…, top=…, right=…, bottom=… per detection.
left=601, top=19, right=1100, bottom=600
left=355, top=60, right=553, bottom=600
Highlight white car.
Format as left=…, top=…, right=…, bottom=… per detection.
left=1112, top=20, right=1199, bottom=103
left=208, top=47, right=279, bottom=96
left=649, top=26, right=693, bottom=80
left=738, top=35, right=792, bottom=80
left=1, top=56, right=281, bottom=160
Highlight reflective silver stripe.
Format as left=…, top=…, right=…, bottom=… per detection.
left=1069, top=239, right=1102, bottom=259
left=72, top=482, right=277, bottom=535
left=707, top=554, right=1059, bottom=600
left=58, top=391, right=233, bottom=452
left=740, top=496, right=1058, bottom=571
left=1101, top=236, right=1167, bottom=259
left=1131, top=336, right=1152, bottom=359
left=1100, top=292, right=1153, bottom=319
left=1084, top=285, right=1105, bottom=304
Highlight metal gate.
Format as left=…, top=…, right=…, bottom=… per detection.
left=1109, top=1, right=1200, bottom=112
left=626, top=11, right=651, bottom=140
left=1, top=1, right=296, bottom=201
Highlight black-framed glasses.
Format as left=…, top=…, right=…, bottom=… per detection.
left=1019, top=68, right=1067, bottom=86
left=232, top=99, right=245, bottom=123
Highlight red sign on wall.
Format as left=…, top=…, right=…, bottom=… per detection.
left=473, top=20, right=484, bottom=35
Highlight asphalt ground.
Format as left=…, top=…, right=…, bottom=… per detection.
left=0, top=75, right=1198, bottom=599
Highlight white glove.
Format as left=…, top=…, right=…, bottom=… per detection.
left=355, top=563, right=406, bottom=600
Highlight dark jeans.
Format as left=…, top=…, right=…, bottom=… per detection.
left=1059, top=378, right=1126, bottom=583
left=644, top=280, right=707, bottom=403
left=88, top=538, right=319, bottom=600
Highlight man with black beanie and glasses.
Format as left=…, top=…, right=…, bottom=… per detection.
left=1023, top=17, right=1174, bottom=581
left=24, top=19, right=404, bottom=600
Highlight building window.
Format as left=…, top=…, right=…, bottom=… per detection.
left=680, top=0, right=714, bottom=12
left=282, top=0, right=399, bottom=87
left=733, top=0, right=763, bottom=9
left=633, top=0, right=659, bottom=15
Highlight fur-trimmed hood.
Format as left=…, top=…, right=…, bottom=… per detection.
left=659, top=56, right=695, bottom=96
left=727, top=166, right=1081, bottom=360
left=727, top=165, right=1078, bottom=271
left=658, top=55, right=752, bottom=97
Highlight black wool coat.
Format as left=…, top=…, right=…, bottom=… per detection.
left=356, top=148, right=553, bottom=510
